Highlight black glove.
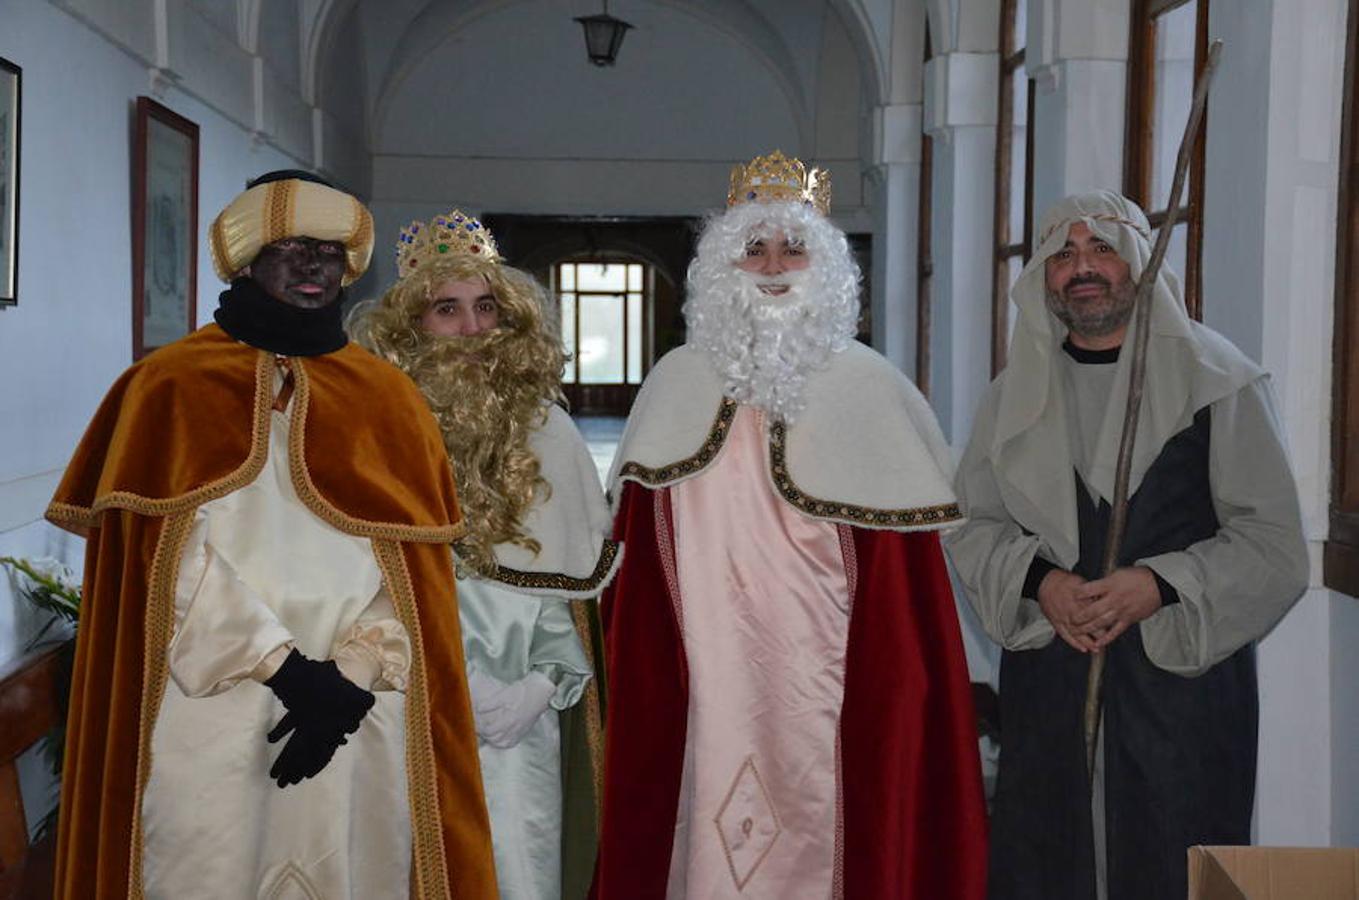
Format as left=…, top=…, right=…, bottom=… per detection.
left=263, top=649, right=375, bottom=788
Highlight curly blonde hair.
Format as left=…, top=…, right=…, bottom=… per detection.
left=349, top=255, right=566, bottom=577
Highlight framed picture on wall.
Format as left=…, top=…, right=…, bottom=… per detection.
left=132, top=96, right=198, bottom=359
left=0, top=57, right=20, bottom=307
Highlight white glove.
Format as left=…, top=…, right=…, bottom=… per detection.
left=465, top=669, right=556, bottom=749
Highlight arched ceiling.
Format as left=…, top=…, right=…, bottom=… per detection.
left=305, top=0, right=900, bottom=160
left=380, top=1, right=805, bottom=158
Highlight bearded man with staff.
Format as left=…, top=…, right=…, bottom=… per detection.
left=351, top=211, right=618, bottom=900
left=945, top=190, right=1309, bottom=899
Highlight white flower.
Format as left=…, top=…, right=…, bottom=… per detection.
left=13, top=556, right=78, bottom=591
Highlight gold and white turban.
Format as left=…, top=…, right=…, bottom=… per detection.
left=209, top=177, right=374, bottom=285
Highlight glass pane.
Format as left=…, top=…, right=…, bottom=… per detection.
left=560, top=293, right=576, bottom=382
left=577, top=263, right=627, bottom=292
left=1010, top=64, right=1028, bottom=243
left=628, top=264, right=643, bottom=292
left=559, top=264, right=575, bottom=291
left=1150, top=2, right=1198, bottom=211
left=578, top=295, right=625, bottom=383
left=627, top=293, right=643, bottom=383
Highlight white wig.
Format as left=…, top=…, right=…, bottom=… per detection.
left=683, top=200, right=861, bottom=422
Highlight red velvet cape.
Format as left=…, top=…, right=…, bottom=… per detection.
left=592, top=482, right=988, bottom=898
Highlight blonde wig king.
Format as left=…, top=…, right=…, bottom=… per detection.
left=349, top=214, right=565, bottom=577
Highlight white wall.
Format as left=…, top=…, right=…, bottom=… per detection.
left=1200, top=0, right=1357, bottom=847
left=0, top=0, right=313, bottom=666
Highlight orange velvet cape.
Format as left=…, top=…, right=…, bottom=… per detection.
left=46, top=325, right=498, bottom=899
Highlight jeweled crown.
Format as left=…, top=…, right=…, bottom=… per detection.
left=394, top=210, right=502, bottom=280
left=727, top=150, right=832, bottom=216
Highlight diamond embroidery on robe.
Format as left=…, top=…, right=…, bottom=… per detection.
left=714, top=755, right=783, bottom=890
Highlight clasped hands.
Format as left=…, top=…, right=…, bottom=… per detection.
left=1037, top=566, right=1162, bottom=654
left=264, top=648, right=375, bottom=788
left=466, top=668, right=556, bottom=749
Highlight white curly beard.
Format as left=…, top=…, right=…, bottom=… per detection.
left=683, top=202, right=861, bottom=423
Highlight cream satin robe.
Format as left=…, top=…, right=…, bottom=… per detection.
left=141, top=403, right=413, bottom=900
left=666, top=406, right=850, bottom=899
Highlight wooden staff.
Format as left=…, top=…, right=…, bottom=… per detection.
left=1082, top=39, right=1225, bottom=781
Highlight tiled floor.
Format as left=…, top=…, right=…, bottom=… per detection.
left=573, top=415, right=626, bottom=486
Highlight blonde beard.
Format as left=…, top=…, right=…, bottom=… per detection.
left=407, top=329, right=562, bottom=577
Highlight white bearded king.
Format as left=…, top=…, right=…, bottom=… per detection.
left=683, top=156, right=860, bottom=422
left=593, top=151, right=988, bottom=899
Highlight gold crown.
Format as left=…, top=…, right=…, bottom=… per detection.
left=727, top=150, right=831, bottom=215
left=394, top=210, right=502, bottom=279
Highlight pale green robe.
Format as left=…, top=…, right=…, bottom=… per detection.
left=454, top=405, right=619, bottom=900
left=457, top=578, right=591, bottom=900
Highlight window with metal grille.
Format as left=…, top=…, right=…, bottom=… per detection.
left=555, top=260, right=649, bottom=385
left=1124, top=0, right=1210, bottom=319
left=991, top=0, right=1034, bottom=374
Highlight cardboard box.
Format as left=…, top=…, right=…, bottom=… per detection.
left=1188, top=846, right=1359, bottom=899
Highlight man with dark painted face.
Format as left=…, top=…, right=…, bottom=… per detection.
left=46, top=171, right=497, bottom=899
left=946, top=192, right=1309, bottom=900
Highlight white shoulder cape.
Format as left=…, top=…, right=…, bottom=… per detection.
left=468, top=405, right=621, bottom=598
left=607, top=343, right=962, bottom=532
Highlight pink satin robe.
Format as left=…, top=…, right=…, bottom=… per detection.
left=666, top=405, right=853, bottom=898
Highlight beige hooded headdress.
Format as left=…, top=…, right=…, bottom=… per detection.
left=986, top=190, right=1264, bottom=566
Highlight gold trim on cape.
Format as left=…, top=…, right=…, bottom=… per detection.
left=287, top=358, right=467, bottom=544
left=614, top=396, right=963, bottom=528
left=127, top=509, right=205, bottom=898
left=373, top=539, right=454, bottom=900
left=46, top=353, right=275, bottom=531
left=767, top=419, right=962, bottom=527
left=470, top=539, right=621, bottom=594
left=616, top=399, right=738, bottom=486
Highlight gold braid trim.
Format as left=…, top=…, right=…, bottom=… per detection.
left=471, top=539, right=621, bottom=594
left=264, top=180, right=296, bottom=247
left=345, top=199, right=374, bottom=283
left=127, top=509, right=198, bottom=899
left=209, top=212, right=230, bottom=281
left=287, top=359, right=468, bottom=544
left=614, top=396, right=962, bottom=529
left=45, top=353, right=275, bottom=530
left=373, top=539, right=452, bottom=900
left=615, top=399, right=738, bottom=485
left=568, top=601, right=605, bottom=825
left=767, top=419, right=962, bottom=527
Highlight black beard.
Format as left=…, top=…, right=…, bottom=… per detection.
left=1044, top=276, right=1136, bottom=339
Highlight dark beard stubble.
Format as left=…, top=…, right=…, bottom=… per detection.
left=1044, top=274, right=1136, bottom=340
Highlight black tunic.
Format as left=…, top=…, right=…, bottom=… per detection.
left=988, top=407, right=1257, bottom=900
